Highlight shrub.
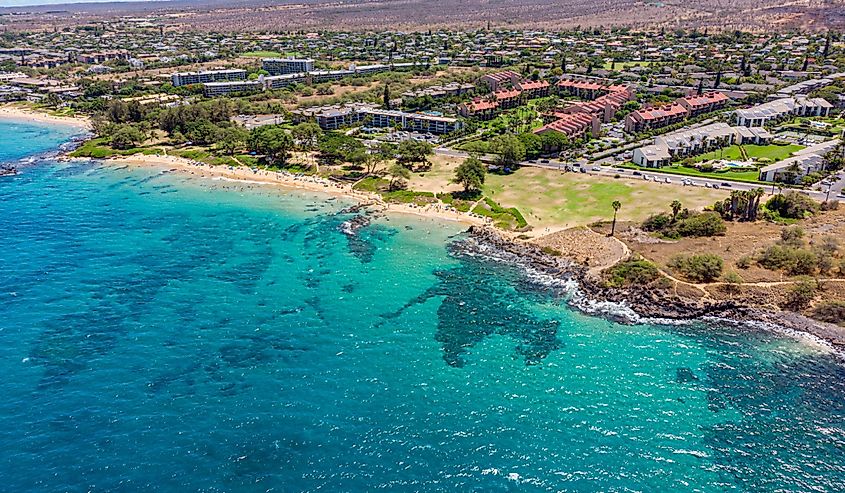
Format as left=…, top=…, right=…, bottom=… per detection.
left=673, top=212, right=726, bottom=238
left=604, top=258, right=661, bottom=287
left=757, top=245, right=818, bottom=275
left=785, top=277, right=818, bottom=310
left=780, top=226, right=805, bottom=246
left=811, top=301, right=845, bottom=326
left=668, top=253, right=724, bottom=283
left=765, top=192, right=819, bottom=219
left=736, top=255, right=753, bottom=269
left=820, top=200, right=839, bottom=211
left=642, top=213, right=672, bottom=232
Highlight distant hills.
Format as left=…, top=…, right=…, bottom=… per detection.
left=2, top=0, right=844, bottom=32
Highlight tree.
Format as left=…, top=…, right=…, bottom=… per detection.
left=291, top=122, right=323, bottom=151
left=249, top=126, right=293, bottom=164
left=386, top=162, right=410, bottom=190
left=517, top=132, right=542, bottom=159
left=670, top=200, right=683, bottom=222
left=109, top=124, right=145, bottom=150
left=453, top=155, right=486, bottom=193
left=395, top=140, right=433, bottom=170
left=318, top=133, right=366, bottom=165
left=539, top=131, right=570, bottom=152
left=383, top=83, right=391, bottom=110
left=217, top=126, right=248, bottom=155
left=489, top=134, right=526, bottom=168
left=610, top=200, right=621, bottom=236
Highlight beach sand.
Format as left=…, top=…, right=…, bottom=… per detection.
left=97, top=153, right=489, bottom=228
left=0, top=104, right=92, bottom=131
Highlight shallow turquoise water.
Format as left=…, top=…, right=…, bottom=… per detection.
left=1, top=120, right=844, bottom=492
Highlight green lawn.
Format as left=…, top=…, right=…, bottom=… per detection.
left=69, top=138, right=165, bottom=159
left=603, top=60, right=656, bottom=70
left=693, top=143, right=804, bottom=163
left=482, top=167, right=727, bottom=229
left=744, top=144, right=804, bottom=161
left=241, top=51, right=286, bottom=58
left=693, top=145, right=744, bottom=162
left=621, top=162, right=764, bottom=184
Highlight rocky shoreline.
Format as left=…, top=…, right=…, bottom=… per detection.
left=463, top=225, right=845, bottom=352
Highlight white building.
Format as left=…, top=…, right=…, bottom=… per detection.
left=734, top=96, right=832, bottom=127
left=202, top=81, right=262, bottom=97
left=758, top=139, right=840, bottom=182
left=631, top=123, right=772, bottom=168
left=262, top=58, right=314, bottom=75
left=171, top=69, right=246, bottom=87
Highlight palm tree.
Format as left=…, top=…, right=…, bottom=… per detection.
left=610, top=200, right=621, bottom=236
left=670, top=200, right=682, bottom=222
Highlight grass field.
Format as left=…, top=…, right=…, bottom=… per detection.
left=694, top=144, right=804, bottom=163
left=622, top=162, right=764, bottom=183
left=241, top=51, right=288, bottom=58
left=603, top=60, right=655, bottom=70
left=408, top=156, right=728, bottom=230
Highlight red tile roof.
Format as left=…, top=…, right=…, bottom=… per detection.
left=631, top=103, right=689, bottom=121
left=494, top=89, right=522, bottom=100
left=680, top=91, right=730, bottom=108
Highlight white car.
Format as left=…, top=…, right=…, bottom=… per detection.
left=642, top=174, right=649, bottom=180
left=665, top=177, right=672, bottom=184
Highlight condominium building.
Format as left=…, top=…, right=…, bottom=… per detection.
left=758, top=139, right=840, bottom=182
left=479, top=70, right=521, bottom=91
left=291, top=103, right=461, bottom=134
left=734, top=96, right=832, bottom=127
left=171, top=69, right=246, bottom=87
left=363, top=109, right=462, bottom=134
left=631, top=122, right=773, bottom=168
left=458, top=99, right=499, bottom=120
left=624, top=102, right=690, bottom=133
left=308, top=69, right=355, bottom=83
left=534, top=112, right=600, bottom=141
left=202, top=81, right=262, bottom=97
left=515, top=80, right=551, bottom=99
left=677, top=91, right=730, bottom=117
left=260, top=73, right=307, bottom=90
left=262, top=58, right=314, bottom=75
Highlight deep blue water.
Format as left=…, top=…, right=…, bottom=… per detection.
left=1, top=119, right=844, bottom=492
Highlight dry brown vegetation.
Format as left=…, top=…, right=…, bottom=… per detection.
left=3, top=0, right=843, bottom=32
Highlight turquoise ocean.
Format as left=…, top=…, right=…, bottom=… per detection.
left=1, top=118, right=844, bottom=492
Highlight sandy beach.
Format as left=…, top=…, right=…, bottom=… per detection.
left=98, top=153, right=489, bottom=228
left=0, top=104, right=92, bottom=131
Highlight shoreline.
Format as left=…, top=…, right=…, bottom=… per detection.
left=0, top=104, right=92, bottom=131
left=463, top=226, right=845, bottom=355
left=87, top=153, right=489, bottom=228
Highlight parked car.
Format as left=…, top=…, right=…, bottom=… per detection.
left=632, top=171, right=642, bottom=176
left=721, top=182, right=732, bottom=187
left=540, top=159, right=550, bottom=164
left=642, top=174, right=649, bottom=180
left=592, top=166, right=602, bottom=171
left=664, top=177, right=672, bottom=184
left=713, top=184, right=720, bottom=189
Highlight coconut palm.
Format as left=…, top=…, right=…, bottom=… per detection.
left=670, top=200, right=683, bottom=222
left=610, top=200, right=622, bottom=236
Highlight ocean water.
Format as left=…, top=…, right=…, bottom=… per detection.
left=1, top=120, right=844, bottom=492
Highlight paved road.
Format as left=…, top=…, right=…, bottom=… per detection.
left=435, top=147, right=840, bottom=202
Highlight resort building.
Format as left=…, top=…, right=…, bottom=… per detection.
left=260, top=73, right=307, bottom=90
left=458, top=99, right=499, bottom=120
left=677, top=91, right=731, bottom=116
left=758, top=139, right=840, bottom=182
left=493, top=88, right=522, bottom=109
left=515, top=80, right=551, bottom=99
left=363, top=109, right=462, bottom=134
left=402, top=82, right=476, bottom=101
left=624, top=102, right=689, bottom=133
left=558, top=86, right=634, bottom=123
left=534, top=112, right=600, bottom=141
left=479, top=70, right=521, bottom=91
left=291, top=103, right=376, bottom=130
left=171, top=69, right=247, bottom=87
left=308, top=69, right=355, bottom=83
left=262, top=58, right=315, bottom=75
left=556, top=79, right=609, bottom=100
left=631, top=122, right=773, bottom=168
left=734, top=96, right=833, bottom=127
left=291, top=103, right=461, bottom=134
left=202, top=81, right=262, bottom=97
left=352, top=64, right=390, bottom=75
